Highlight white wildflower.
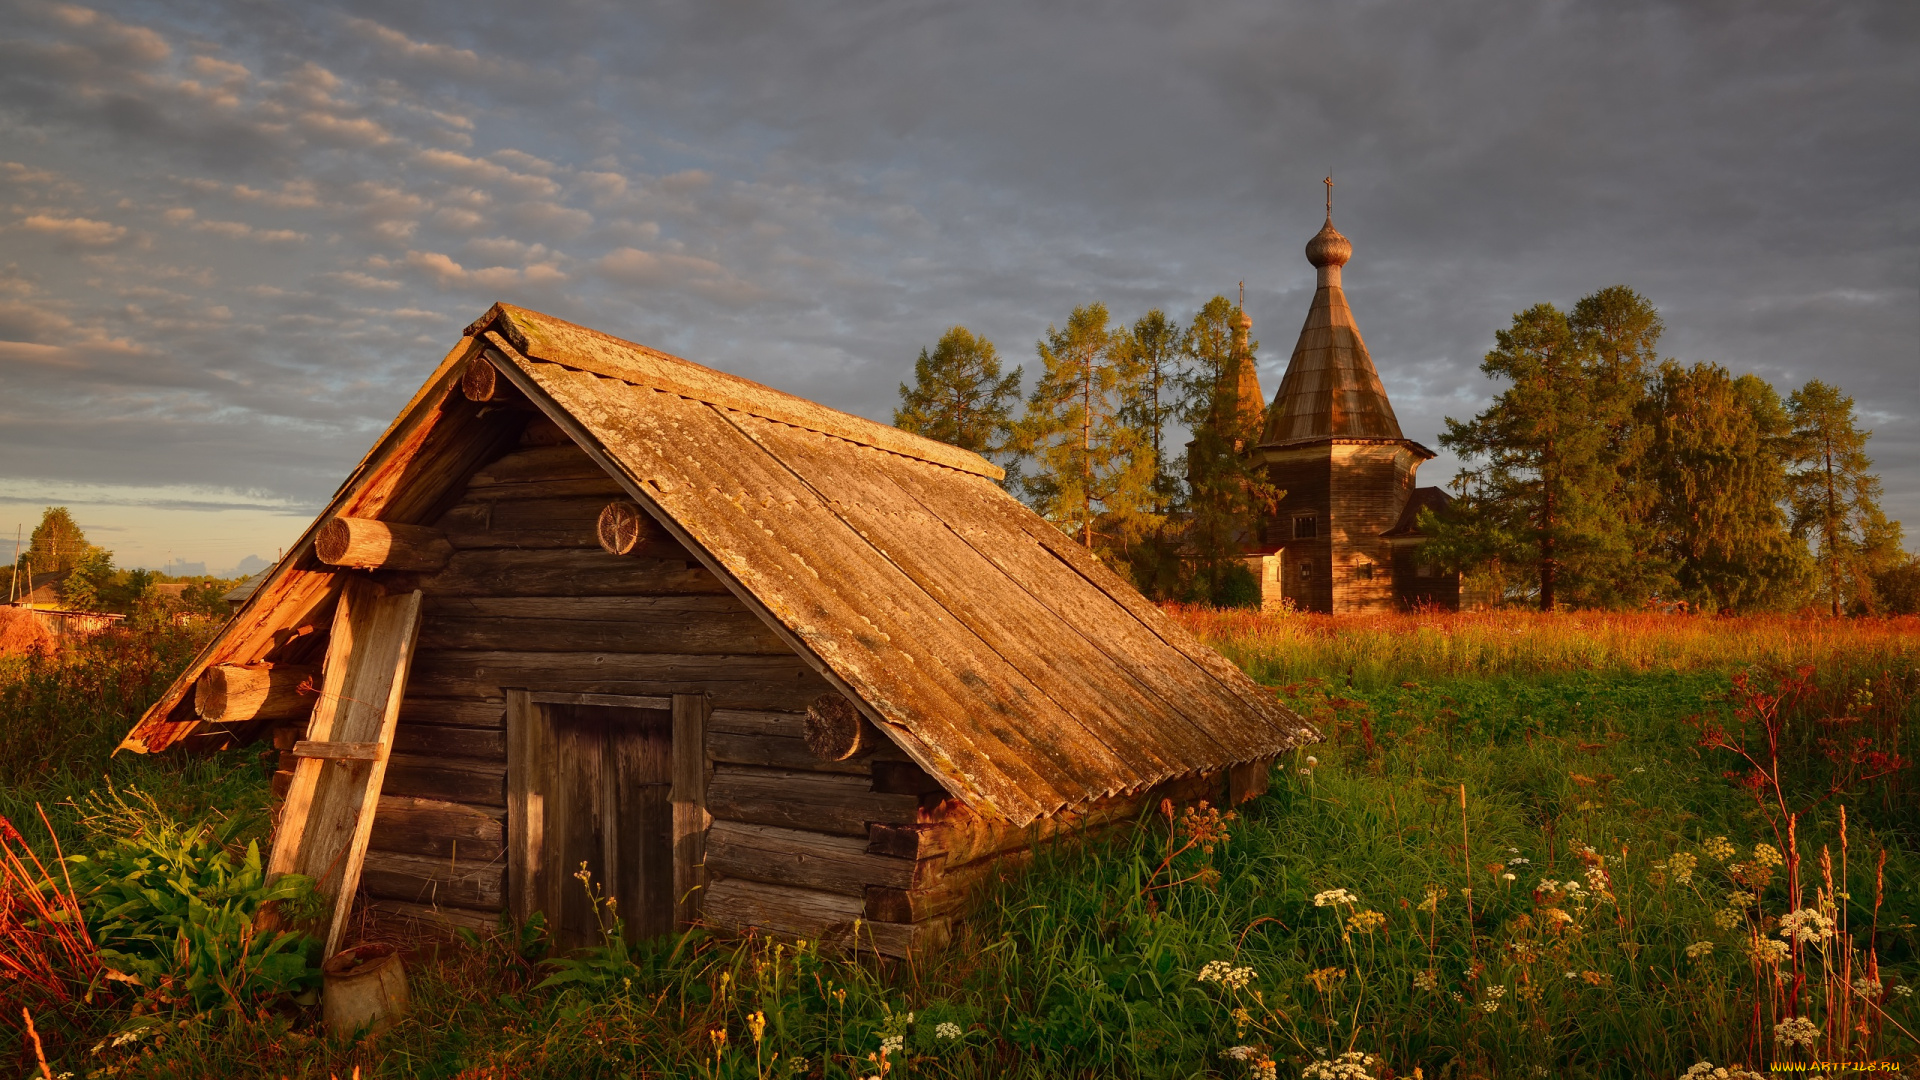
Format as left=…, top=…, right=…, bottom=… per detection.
left=1683, top=1063, right=1763, bottom=1080
left=1772, top=1015, right=1820, bottom=1050
left=1778, top=907, right=1835, bottom=944
left=1313, top=888, right=1359, bottom=907
left=1413, top=969, right=1438, bottom=991
left=880, top=1034, right=904, bottom=1056
left=1197, top=960, right=1256, bottom=990
left=1852, top=977, right=1883, bottom=999
left=1685, top=941, right=1714, bottom=960
left=1895, top=984, right=1914, bottom=998
left=1748, top=938, right=1791, bottom=964
left=1303, top=1050, right=1379, bottom=1080
left=1502, top=872, right=1517, bottom=882
left=935, top=1021, right=962, bottom=1041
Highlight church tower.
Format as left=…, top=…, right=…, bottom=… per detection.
left=1253, top=182, right=1455, bottom=613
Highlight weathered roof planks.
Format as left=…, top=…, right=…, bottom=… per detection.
left=122, top=303, right=1315, bottom=826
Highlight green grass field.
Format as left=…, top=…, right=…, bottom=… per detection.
left=4, top=609, right=1917, bottom=1078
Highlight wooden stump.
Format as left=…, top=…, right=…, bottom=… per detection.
left=804, top=693, right=868, bottom=761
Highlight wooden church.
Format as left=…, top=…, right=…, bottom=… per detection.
left=119, top=304, right=1316, bottom=959
left=1228, top=188, right=1462, bottom=614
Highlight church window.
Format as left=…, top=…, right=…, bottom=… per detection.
left=1298, top=559, right=1313, bottom=582
left=1355, top=561, right=1375, bottom=580
left=1293, top=515, right=1317, bottom=539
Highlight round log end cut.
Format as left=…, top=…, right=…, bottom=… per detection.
left=596, top=501, right=648, bottom=556
left=195, top=665, right=233, bottom=720
left=313, top=517, right=355, bottom=566
left=804, top=693, right=868, bottom=761
left=460, top=355, right=501, bottom=402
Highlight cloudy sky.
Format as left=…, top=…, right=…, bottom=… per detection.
left=1, top=0, right=1914, bottom=573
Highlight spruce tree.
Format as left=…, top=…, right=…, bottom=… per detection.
left=1786, top=380, right=1893, bottom=614
left=1014, top=304, right=1157, bottom=558
left=894, top=326, right=1023, bottom=479
left=1438, top=298, right=1666, bottom=609
left=1642, top=362, right=1810, bottom=611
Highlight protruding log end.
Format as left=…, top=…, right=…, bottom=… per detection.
left=315, top=517, right=452, bottom=572
left=596, top=501, right=649, bottom=556
left=805, top=693, right=869, bottom=761
left=462, top=351, right=508, bottom=402
left=196, top=663, right=319, bottom=723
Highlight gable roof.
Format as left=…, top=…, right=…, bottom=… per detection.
left=122, top=303, right=1314, bottom=825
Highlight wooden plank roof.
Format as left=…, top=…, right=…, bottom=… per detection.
left=122, top=303, right=1315, bottom=825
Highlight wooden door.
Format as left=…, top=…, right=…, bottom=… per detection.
left=509, top=698, right=674, bottom=949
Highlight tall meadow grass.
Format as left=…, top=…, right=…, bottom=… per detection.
left=5, top=608, right=1917, bottom=1077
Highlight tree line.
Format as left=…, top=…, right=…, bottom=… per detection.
left=1430, top=286, right=1916, bottom=615
left=894, top=296, right=1274, bottom=604
left=894, top=285, right=1917, bottom=614
left=4, top=507, right=235, bottom=616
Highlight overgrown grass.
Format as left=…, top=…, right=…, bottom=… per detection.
left=5, top=611, right=1918, bottom=1077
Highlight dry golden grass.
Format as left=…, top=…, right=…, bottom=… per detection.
left=1167, top=606, right=1920, bottom=687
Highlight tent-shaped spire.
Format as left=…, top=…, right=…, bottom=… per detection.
left=1259, top=180, right=1404, bottom=446
left=1226, top=292, right=1266, bottom=436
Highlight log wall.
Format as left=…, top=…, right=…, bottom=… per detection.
left=341, top=413, right=1269, bottom=956
left=354, top=415, right=836, bottom=934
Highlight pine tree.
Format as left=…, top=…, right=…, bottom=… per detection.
left=1014, top=304, right=1157, bottom=557
left=894, top=326, right=1023, bottom=479
left=1438, top=299, right=1666, bottom=609
left=1786, top=380, right=1893, bottom=615
left=1641, top=362, right=1810, bottom=611
left=1120, top=309, right=1185, bottom=516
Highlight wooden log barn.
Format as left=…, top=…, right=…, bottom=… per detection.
left=118, top=304, right=1318, bottom=959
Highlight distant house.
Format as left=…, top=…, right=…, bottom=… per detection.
left=222, top=571, right=267, bottom=611
left=120, top=303, right=1317, bottom=958
left=150, top=583, right=189, bottom=601
left=11, top=568, right=70, bottom=608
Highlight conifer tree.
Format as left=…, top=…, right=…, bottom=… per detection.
left=1785, top=380, right=1894, bottom=615
left=1120, top=309, right=1185, bottom=516
left=1014, top=304, right=1157, bottom=557
left=1641, top=362, right=1810, bottom=611
left=894, top=326, right=1023, bottom=480
left=1437, top=299, right=1668, bottom=609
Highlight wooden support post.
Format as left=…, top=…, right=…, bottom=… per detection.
left=194, top=663, right=318, bottom=723
left=265, top=580, right=424, bottom=959
left=671, top=693, right=710, bottom=929
left=504, top=688, right=544, bottom=929
left=314, top=517, right=453, bottom=572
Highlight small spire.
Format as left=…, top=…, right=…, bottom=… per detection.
left=1324, top=175, right=1333, bottom=221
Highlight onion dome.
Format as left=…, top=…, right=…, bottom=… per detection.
left=1305, top=217, right=1352, bottom=269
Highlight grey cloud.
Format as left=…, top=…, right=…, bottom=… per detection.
left=0, top=0, right=1911, bottom=569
